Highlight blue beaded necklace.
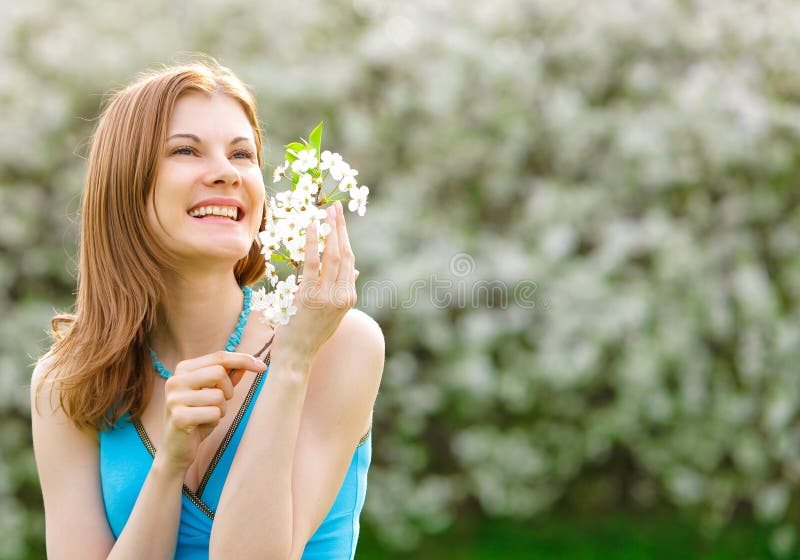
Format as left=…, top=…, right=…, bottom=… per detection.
left=149, top=285, right=253, bottom=379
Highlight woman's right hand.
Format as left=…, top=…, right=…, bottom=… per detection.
left=270, top=201, right=358, bottom=367
left=156, top=351, right=267, bottom=474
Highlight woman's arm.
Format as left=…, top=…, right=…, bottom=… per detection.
left=106, top=457, right=185, bottom=559
left=31, top=357, right=185, bottom=560
left=286, top=310, right=384, bottom=559
left=211, top=201, right=382, bottom=559
left=209, top=309, right=384, bottom=560
left=209, top=342, right=312, bottom=560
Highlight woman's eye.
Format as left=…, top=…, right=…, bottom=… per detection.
left=169, top=146, right=253, bottom=159
left=232, top=150, right=254, bottom=160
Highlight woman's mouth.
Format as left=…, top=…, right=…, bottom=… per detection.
left=188, top=205, right=244, bottom=221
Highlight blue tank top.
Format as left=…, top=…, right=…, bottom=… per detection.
left=99, top=366, right=372, bottom=559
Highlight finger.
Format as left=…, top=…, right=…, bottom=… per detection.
left=180, top=391, right=228, bottom=421
left=302, top=220, right=320, bottom=283
left=180, top=387, right=227, bottom=409
left=172, top=405, right=223, bottom=431
left=174, top=352, right=264, bottom=397
left=334, top=201, right=355, bottom=285
left=321, top=205, right=340, bottom=289
left=170, top=365, right=235, bottom=400
left=181, top=351, right=266, bottom=376
left=230, top=338, right=272, bottom=387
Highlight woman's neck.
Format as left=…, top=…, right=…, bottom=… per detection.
left=149, top=267, right=247, bottom=369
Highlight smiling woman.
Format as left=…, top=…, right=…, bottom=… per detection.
left=150, top=92, right=265, bottom=265
left=29, top=57, right=384, bottom=560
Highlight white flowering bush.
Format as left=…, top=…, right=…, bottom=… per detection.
left=7, top=0, right=800, bottom=558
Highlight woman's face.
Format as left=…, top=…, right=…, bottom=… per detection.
left=148, top=91, right=265, bottom=267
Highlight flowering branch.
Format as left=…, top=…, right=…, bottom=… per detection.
left=251, top=122, right=369, bottom=327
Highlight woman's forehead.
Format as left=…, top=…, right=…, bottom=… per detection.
left=167, top=92, right=254, bottom=142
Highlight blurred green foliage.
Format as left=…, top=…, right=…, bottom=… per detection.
left=358, top=511, right=777, bottom=560
left=6, top=0, right=800, bottom=558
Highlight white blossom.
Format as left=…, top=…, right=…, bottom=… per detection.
left=291, top=149, right=318, bottom=173
left=258, top=229, right=281, bottom=254
left=296, top=173, right=319, bottom=198
left=320, top=150, right=356, bottom=181
left=339, top=174, right=358, bottom=193
left=348, top=185, right=369, bottom=216
left=265, top=261, right=279, bottom=287
left=272, top=160, right=289, bottom=183
left=320, top=150, right=342, bottom=171
left=340, top=165, right=359, bottom=185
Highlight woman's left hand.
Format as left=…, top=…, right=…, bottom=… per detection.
left=271, top=200, right=358, bottom=369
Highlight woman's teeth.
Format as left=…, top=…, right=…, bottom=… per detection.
left=188, top=206, right=239, bottom=220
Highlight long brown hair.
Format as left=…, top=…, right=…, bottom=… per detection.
left=34, top=57, right=267, bottom=432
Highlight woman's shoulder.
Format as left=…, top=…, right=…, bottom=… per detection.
left=31, top=351, right=99, bottom=443
left=311, top=309, right=384, bottom=373
left=331, top=309, right=384, bottom=350
left=30, top=350, right=59, bottom=406
left=297, top=308, right=383, bottom=450
left=310, top=308, right=385, bottom=405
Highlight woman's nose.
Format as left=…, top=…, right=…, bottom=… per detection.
left=206, top=152, right=241, bottom=187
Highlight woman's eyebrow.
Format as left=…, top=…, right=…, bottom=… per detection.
left=166, top=133, right=201, bottom=143
left=166, top=133, right=254, bottom=145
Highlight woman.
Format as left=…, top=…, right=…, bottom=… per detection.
left=30, top=59, right=384, bottom=559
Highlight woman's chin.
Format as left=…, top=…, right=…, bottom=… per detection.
left=178, top=242, right=253, bottom=267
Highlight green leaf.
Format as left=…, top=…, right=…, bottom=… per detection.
left=327, top=192, right=349, bottom=203
left=285, top=141, right=305, bottom=162
left=271, top=253, right=289, bottom=262
left=318, top=190, right=349, bottom=206
left=309, top=121, right=323, bottom=155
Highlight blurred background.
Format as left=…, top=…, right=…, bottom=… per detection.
left=4, top=0, right=800, bottom=558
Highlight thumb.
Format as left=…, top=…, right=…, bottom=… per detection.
left=354, top=269, right=360, bottom=280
